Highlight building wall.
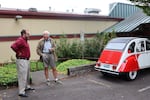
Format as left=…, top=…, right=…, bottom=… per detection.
left=0, top=40, right=39, bottom=63
left=0, top=17, right=119, bottom=64
left=0, top=18, right=117, bottom=36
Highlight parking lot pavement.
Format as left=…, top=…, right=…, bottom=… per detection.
left=0, top=69, right=150, bottom=100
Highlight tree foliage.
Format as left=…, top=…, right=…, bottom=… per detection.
left=128, top=0, right=150, bottom=16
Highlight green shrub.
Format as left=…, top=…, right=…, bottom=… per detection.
left=56, top=37, right=71, bottom=58
left=83, top=38, right=101, bottom=58
left=56, top=32, right=116, bottom=59
left=0, top=65, right=17, bottom=86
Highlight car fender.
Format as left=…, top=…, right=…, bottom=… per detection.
left=118, top=55, right=139, bottom=72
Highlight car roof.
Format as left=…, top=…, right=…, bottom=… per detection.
left=109, top=37, right=147, bottom=44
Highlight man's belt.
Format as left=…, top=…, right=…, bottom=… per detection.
left=42, top=52, right=52, bottom=54
left=17, top=57, right=29, bottom=60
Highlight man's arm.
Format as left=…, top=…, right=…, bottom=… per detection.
left=36, top=40, right=43, bottom=56
left=11, top=39, right=22, bottom=53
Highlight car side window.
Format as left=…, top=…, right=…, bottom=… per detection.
left=128, top=42, right=135, bottom=53
left=146, top=40, right=150, bottom=51
left=136, top=41, right=145, bottom=52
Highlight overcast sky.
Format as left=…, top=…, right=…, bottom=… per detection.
left=0, top=0, right=132, bottom=15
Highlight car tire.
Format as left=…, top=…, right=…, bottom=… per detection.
left=126, top=71, right=138, bottom=80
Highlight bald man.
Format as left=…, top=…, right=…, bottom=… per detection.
left=36, top=31, right=61, bottom=85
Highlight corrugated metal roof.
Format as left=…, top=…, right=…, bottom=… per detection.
left=104, top=11, right=150, bottom=33
left=109, top=2, right=141, bottom=18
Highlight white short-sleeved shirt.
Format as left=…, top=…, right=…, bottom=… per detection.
left=42, top=39, right=52, bottom=53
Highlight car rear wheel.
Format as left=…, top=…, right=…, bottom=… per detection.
left=126, top=71, right=138, bottom=80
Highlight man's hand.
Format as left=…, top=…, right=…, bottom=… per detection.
left=49, top=48, right=54, bottom=52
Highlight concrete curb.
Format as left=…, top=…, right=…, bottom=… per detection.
left=67, top=63, right=96, bottom=76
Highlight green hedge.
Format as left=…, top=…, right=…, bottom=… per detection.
left=56, top=32, right=116, bottom=59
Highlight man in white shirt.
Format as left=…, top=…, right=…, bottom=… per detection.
left=36, top=31, right=61, bottom=85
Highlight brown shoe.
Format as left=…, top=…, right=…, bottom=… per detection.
left=25, top=87, right=35, bottom=91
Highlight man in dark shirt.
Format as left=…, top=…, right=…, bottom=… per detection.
left=11, top=29, right=34, bottom=97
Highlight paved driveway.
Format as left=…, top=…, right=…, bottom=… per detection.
left=0, top=69, right=150, bottom=100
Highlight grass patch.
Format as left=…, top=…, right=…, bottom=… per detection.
left=56, top=59, right=95, bottom=74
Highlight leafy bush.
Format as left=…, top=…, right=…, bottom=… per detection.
left=83, top=38, right=101, bottom=58
left=0, top=64, right=17, bottom=86
left=56, top=37, right=71, bottom=58
left=56, top=37, right=83, bottom=59
left=0, top=62, right=45, bottom=87
left=56, top=32, right=116, bottom=59
left=57, top=59, right=95, bottom=74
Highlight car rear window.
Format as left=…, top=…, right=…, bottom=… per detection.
left=105, top=37, right=137, bottom=50
left=105, top=43, right=126, bottom=50
left=109, top=37, right=135, bottom=43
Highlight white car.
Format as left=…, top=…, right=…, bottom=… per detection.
left=95, top=37, right=150, bottom=80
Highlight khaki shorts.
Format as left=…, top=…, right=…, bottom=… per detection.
left=42, top=53, right=56, bottom=68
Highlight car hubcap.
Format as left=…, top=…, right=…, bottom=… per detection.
left=129, top=71, right=137, bottom=80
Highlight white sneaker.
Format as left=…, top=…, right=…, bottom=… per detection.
left=54, top=79, right=63, bottom=84
left=46, top=79, right=50, bottom=82
left=46, top=79, right=50, bottom=86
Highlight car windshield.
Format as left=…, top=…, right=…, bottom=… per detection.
left=105, top=43, right=126, bottom=50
